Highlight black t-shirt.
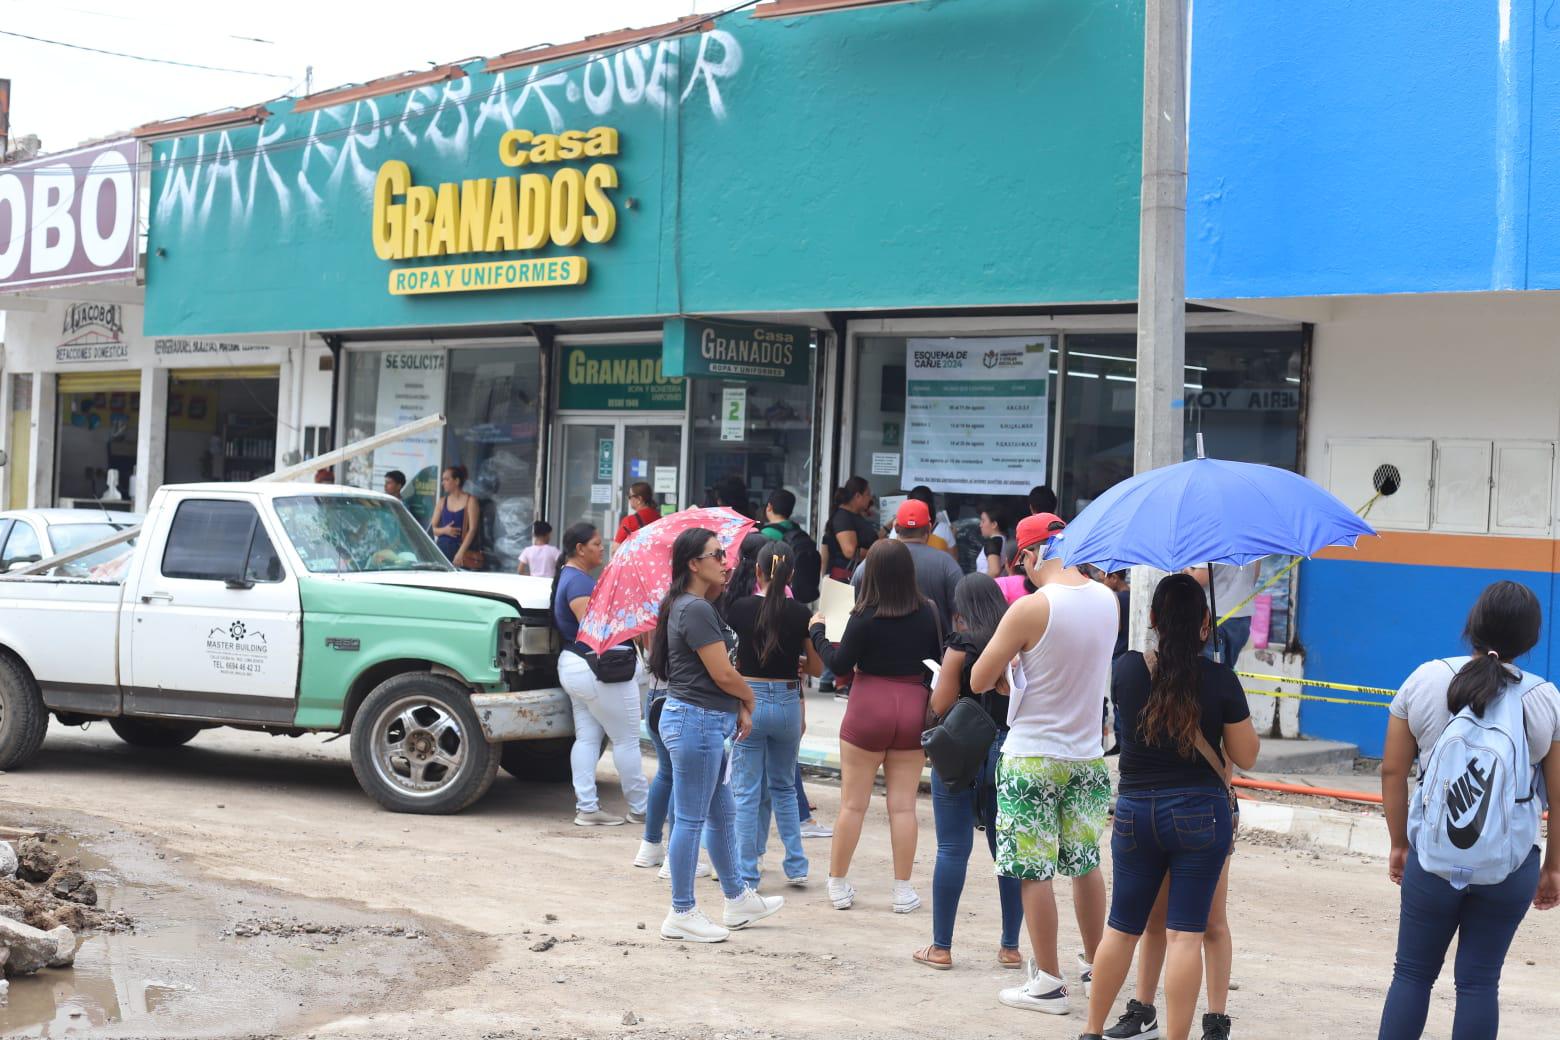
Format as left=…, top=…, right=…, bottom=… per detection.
left=944, top=631, right=1007, bottom=730
left=826, top=507, right=878, bottom=570
left=810, top=602, right=940, bottom=678
left=727, top=595, right=812, bottom=679
left=1111, top=651, right=1250, bottom=792
left=1112, top=588, right=1132, bottom=660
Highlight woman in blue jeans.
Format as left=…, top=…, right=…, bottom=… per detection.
left=912, top=573, right=1024, bottom=971
left=1378, top=581, right=1560, bottom=1040
left=1081, top=573, right=1259, bottom=1040
left=649, top=527, right=784, bottom=943
left=727, top=542, right=824, bottom=889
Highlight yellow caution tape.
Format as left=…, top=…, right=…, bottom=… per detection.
left=1235, top=670, right=1395, bottom=708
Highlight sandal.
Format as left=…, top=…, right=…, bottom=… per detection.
left=997, top=946, right=1023, bottom=969
left=912, top=945, right=953, bottom=971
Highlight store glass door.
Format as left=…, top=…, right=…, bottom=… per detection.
left=554, top=418, right=683, bottom=557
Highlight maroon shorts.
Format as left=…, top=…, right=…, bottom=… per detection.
left=839, top=674, right=929, bottom=753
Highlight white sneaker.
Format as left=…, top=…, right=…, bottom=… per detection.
left=998, top=961, right=1070, bottom=1015
left=892, top=880, right=921, bottom=914
left=826, top=876, right=855, bottom=910
left=660, top=908, right=729, bottom=943
left=574, top=809, right=625, bottom=827
left=658, top=858, right=712, bottom=880
left=1076, top=952, right=1094, bottom=998
left=723, top=887, right=784, bottom=929
left=785, top=873, right=808, bottom=887
left=799, top=820, right=833, bottom=839
left=633, top=840, right=664, bottom=868
left=626, top=809, right=646, bottom=826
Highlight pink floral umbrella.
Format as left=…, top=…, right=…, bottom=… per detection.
left=577, top=507, right=755, bottom=653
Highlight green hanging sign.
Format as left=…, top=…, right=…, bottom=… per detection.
left=662, top=317, right=811, bottom=385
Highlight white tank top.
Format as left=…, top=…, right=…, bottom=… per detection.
left=1004, top=579, right=1120, bottom=760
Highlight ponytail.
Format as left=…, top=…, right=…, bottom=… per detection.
left=833, top=475, right=869, bottom=511
left=1447, top=580, right=1542, bottom=717
left=753, top=541, right=795, bottom=665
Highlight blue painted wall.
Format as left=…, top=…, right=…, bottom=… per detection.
left=1187, top=1, right=1556, bottom=298
left=146, top=0, right=1144, bottom=336
left=1297, top=558, right=1554, bottom=756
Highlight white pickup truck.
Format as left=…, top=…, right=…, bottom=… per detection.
left=0, top=482, right=573, bottom=814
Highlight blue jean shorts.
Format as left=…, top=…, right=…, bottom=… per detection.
left=1108, top=787, right=1233, bottom=934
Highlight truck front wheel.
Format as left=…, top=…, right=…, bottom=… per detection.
left=0, top=653, right=48, bottom=770
left=350, top=673, right=498, bottom=814
left=109, top=718, right=203, bottom=748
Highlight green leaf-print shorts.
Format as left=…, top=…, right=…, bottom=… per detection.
left=995, top=754, right=1111, bottom=881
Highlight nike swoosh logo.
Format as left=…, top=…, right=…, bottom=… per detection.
left=1447, top=758, right=1498, bottom=850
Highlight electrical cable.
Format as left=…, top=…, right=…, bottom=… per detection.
left=0, top=28, right=291, bottom=79
left=0, top=0, right=761, bottom=179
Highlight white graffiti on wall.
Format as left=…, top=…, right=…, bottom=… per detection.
left=154, top=31, right=743, bottom=232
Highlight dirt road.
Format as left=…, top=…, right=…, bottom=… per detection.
left=3, top=724, right=1557, bottom=1039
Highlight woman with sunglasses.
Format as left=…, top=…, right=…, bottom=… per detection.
left=650, top=528, right=785, bottom=943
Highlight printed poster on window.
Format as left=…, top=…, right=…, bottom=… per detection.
left=373, top=350, right=446, bottom=523
left=902, top=337, right=1052, bottom=495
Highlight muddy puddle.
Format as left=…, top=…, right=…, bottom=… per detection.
left=2, top=816, right=481, bottom=1038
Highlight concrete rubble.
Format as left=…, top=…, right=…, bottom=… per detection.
left=0, top=833, right=124, bottom=981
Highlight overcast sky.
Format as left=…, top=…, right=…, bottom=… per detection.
left=3, top=0, right=730, bottom=151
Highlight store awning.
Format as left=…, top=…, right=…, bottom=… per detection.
left=57, top=371, right=140, bottom=394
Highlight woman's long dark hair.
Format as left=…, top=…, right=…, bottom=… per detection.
left=718, top=532, right=770, bottom=621
left=549, top=522, right=597, bottom=617
left=952, top=573, right=1008, bottom=655
left=752, top=541, right=796, bottom=666
left=1141, top=572, right=1209, bottom=756
left=854, top=539, right=922, bottom=619
left=1448, top=580, right=1542, bottom=717
left=649, top=527, right=718, bottom=681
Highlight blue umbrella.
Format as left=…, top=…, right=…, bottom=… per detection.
left=1058, top=456, right=1377, bottom=574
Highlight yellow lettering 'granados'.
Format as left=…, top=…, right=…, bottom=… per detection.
left=372, top=127, right=620, bottom=261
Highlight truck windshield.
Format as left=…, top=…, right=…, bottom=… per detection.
left=273, top=495, right=453, bottom=574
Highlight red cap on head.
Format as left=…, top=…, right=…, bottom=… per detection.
left=1015, top=512, right=1066, bottom=553
left=895, top=499, right=932, bottom=529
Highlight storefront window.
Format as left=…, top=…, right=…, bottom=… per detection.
left=164, top=372, right=279, bottom=484
left=1059, top=331, right=1304, bottom=515
left=849, top=335, right=1055, bottom=555
left=688, top=352, right=815, bottom=522
left=445, top=346, right=542, bottom=572
left=55, top=372, right=140, bottom=506
left=342, top=345, right=540, bottom=572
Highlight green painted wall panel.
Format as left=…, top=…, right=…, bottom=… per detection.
left=147, top=1, right=1143, bottom=336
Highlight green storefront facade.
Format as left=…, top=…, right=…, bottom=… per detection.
left=143, top=0, right=1177, bottom=570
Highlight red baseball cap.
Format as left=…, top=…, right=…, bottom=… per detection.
left=1015, top=512, right=1066, bottom=553
left=895, top=499, right=933, bottom=529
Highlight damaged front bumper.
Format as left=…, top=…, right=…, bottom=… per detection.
left=471, top=687, right=573, bottom=743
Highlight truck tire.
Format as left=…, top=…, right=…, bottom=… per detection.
left=350, top=672, right=498, bottom=814
left=108, top=717, right=203, bottom=748
left=0, top=653, right=47, bottom=770
left=500, top=737, right=574, bottom=783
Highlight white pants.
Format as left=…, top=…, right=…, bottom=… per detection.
left=558, top=650, right=649, bottom=815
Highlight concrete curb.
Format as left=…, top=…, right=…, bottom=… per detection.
left=1238, top=799, right=1391, bottom=858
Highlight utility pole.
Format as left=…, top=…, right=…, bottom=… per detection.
left=1128, top=0, right=1188, bottom=652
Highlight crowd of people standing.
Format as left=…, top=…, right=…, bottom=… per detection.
left=539, top=473, right=1560, bottom=1040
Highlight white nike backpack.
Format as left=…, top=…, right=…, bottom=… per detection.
left=1409, top=658, right=1544, bottom=889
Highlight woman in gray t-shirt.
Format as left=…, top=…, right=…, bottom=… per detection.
left=1378, top=581, right=1560, bottom=1039
left=647, top=526, right=783, bottom=944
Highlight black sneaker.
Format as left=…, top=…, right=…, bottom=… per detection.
left=1103, top=999, right=1160, bottom=1039
left=1201, top=1012, right=1231, bottom=1040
